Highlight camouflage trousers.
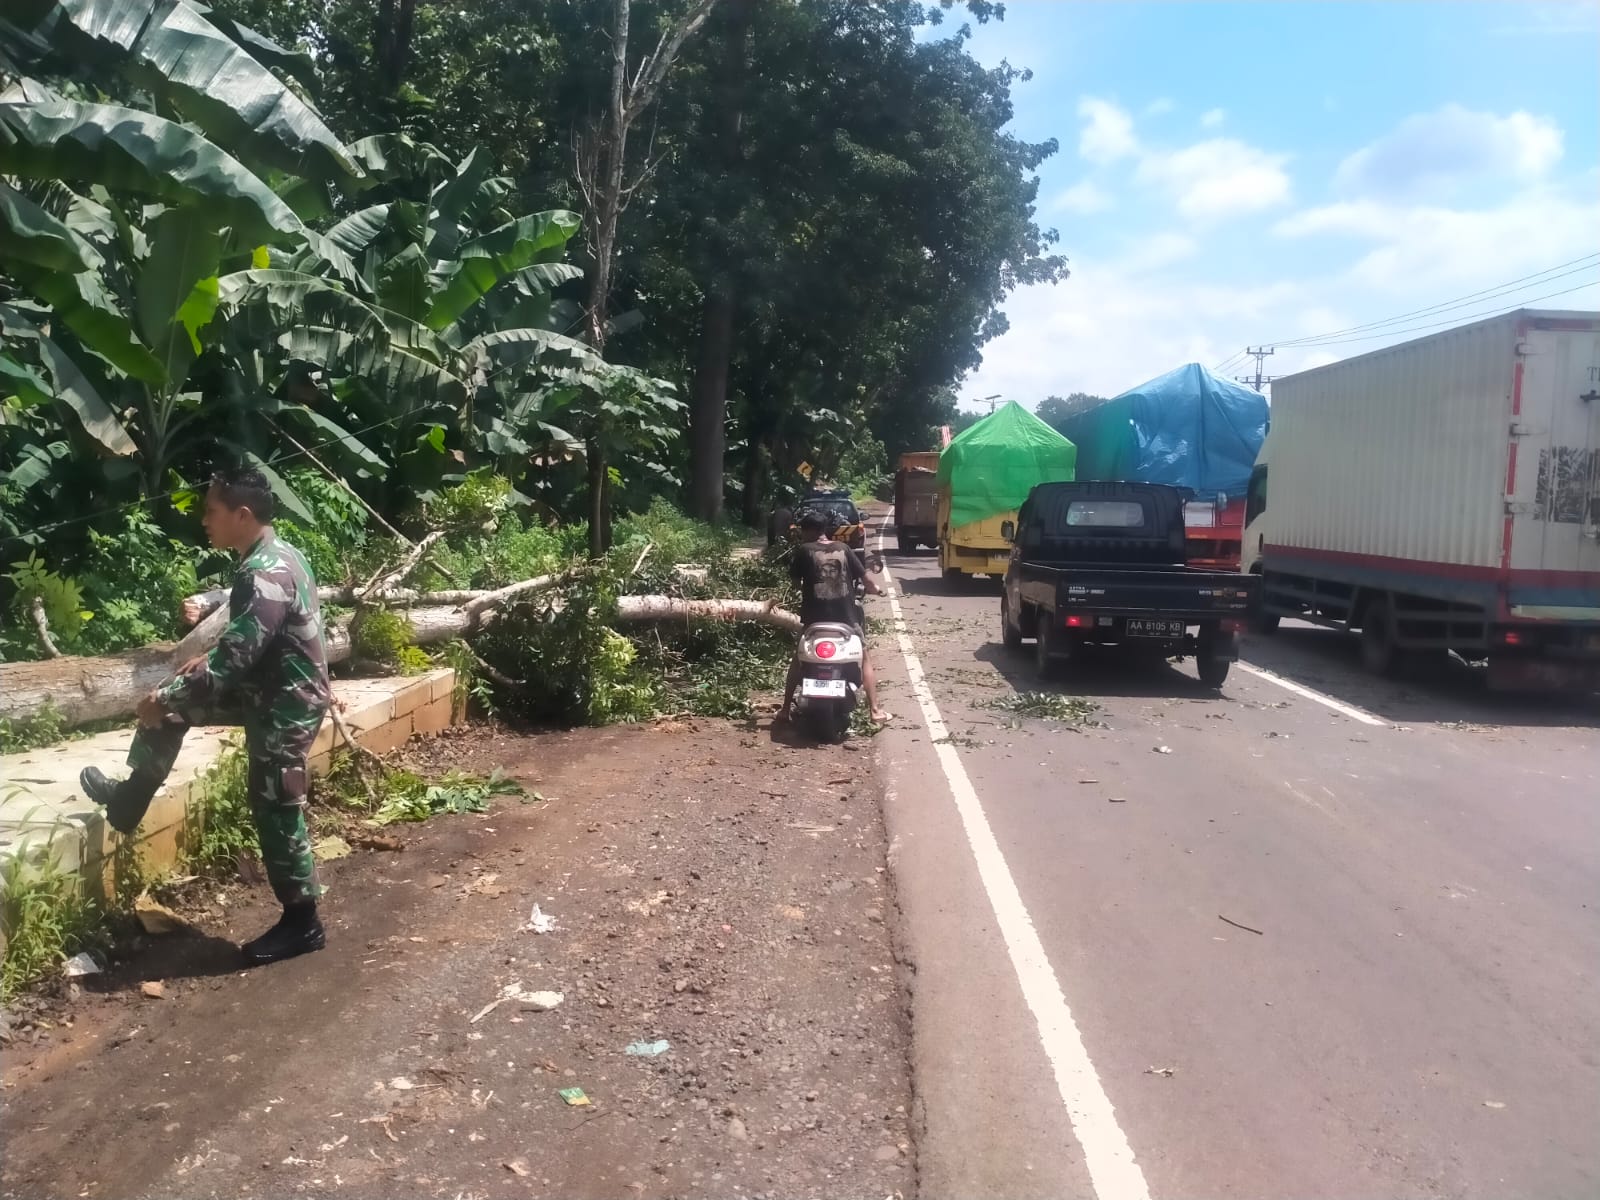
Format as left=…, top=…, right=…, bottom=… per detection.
left=126, top=697, right=325, bottom=907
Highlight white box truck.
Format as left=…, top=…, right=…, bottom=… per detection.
left=1241, top=309, right=1600, bottom=690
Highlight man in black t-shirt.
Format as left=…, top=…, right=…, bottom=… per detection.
left=778, top=511, right=891, bottom=724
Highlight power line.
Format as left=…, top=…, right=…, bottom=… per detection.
left=1272, top=279, right=1600, bottom=351
left=1212, top=251, right=1600, bottom=375
left=1273, top=257, right=1600, bottom=349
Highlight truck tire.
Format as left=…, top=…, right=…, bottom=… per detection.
left=1035, top=618, right=1062, bottom=679
left=1196, top=627, right=1234, bottom=688
left=1197, top=651, right=1231, bottom=688
left=1001, top=596, right=1024, bottom=651
left=943, top=567, right=965, bottom=588
left=1360, top=598, right=1400, bottom=677
left=1251, top=611, right=1280, bottom=635
left=897, top=534, right=914, bottom=554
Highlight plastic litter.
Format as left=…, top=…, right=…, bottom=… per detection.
left=557, top=1086, right=592, bottom=1107
left=522, top=904, right=558, bottom=934
left=63, top=951, right=101, bottom=977
left=624, top=1039, right=670, bottom=1057
left=470, top=982, right=563, bottom=1023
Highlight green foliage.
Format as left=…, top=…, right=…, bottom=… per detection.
left=0, top=704, right=128, bottom=755
left=1, top=860, right=101, bottom=1001
left=5, top=551, right=91, bottom=651
left=188, top=746, right=259, bottom=878
left=351, top=607, right=416, bottom=666
left=0, top=804, right=105, bottom=1000
left=983, top=692, right=1104, bottom=727
left=371, top=768, right=524, bottom=826
left=427, top=510, right=583, bottom=590
left=75, top=509, right=223, bottom=655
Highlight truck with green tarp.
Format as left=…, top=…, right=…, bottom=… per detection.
left=935, top=401, right=1076, bottom=581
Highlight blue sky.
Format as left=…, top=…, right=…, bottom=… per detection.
left=932, top=1, right=1600, bottom=405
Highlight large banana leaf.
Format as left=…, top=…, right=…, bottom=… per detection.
left=8, top=256, right=167, bottom=383
left=465, top=326, right=598, bottom=366
left=426, top=145, right=494, bottom=259
left=12, top=0, right=357, bottom=183
left=0, top=303, right=136, bottom=455
left=137, top=207, right=221, bottom=382
left=376, top=244, right=431, bottom=322
left=424, top=210, right=581, bottom=331
left=216, top=270, right=470, bottom=408
left=0, top=178, right=93, bottom=272
left=0, top=95, right=303, bottom=244
left=188, top=0, right=316, bottom=91
left=217, top=269, right=454, bottom=364
left=323, top=203, right=392, bottom=257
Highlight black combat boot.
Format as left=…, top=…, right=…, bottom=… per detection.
left=78, top=766, right=157, bottom=836
left=240, top=901, right=326, bottom=966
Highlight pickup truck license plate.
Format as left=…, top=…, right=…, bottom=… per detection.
left=1126, top=619, right=1185, bottom=638
left=802, top=678, right=848, bottom=698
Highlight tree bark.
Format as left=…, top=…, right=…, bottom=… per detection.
left=741, top=431, right=767, bottom=527
left=686, top=0, right=753, bottom=523
left=689, top=290, right=735, bottom=521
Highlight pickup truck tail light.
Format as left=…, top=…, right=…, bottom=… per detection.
left=1222, top=619, right=1247, bottom=634
left=1065, top=613, right=1092, bottom=628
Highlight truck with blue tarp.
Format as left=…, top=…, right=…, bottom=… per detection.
left=1057, top=364, right=1270, bottom=571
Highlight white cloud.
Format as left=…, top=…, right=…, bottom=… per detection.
left=1200, top=108, right=1226, bottom=129
left=1137, top=138, right=1292, bottom=219
left=1273, top=185, right=1599, bottom=293
left=1145, top=98, right=1175, bottom=116
left=1492, top=2, right=1600, bottom=35
left=1118, top=232, right=1198, bottom=274
left=1053, top=181, right=1114, bottom=215
left=1334, top=105, right=1564, bottom=197
left=1077, top=97, right=1139, bottom=163
left=957, top=246, right=1304, bottom=401
left=1071, top=98, right=1291, bottom=223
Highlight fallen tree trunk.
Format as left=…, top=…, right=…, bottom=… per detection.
left=0, top=594, right=798, bottom=728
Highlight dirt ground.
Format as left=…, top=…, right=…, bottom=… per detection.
left=0, top=718, right=915, bottom=1200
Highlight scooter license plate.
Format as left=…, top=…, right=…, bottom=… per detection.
left=801, top=678, right=848, bottom=698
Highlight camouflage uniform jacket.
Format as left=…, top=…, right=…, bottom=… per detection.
left=159, top=530, right=330, bottom=750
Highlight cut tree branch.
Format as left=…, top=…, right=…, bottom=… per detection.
left=29, top=596, right=60, bottom=659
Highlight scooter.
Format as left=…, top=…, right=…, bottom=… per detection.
left=794, top=622, right=865, bottom=743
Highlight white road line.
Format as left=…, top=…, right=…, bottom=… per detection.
left=1235, top=662, right=1388, bottom=727
left=876, top=517, right=1152, bottom=1200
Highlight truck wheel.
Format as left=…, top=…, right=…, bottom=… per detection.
left=1251, top=611, right=1280, bottom=635
left=1360, top=599, right=1400, bottom=677
left=943, top=567, right=964, bottom=588
left=1001, top=597, right=1023, bottom=651
left=1197, top=653, right=1231, bottom=688
left=1196, top=627, right=1234, bottom=688
left=1035, top=618, right=1061, bottom=679
left=897, top=534, right=914, bottom=554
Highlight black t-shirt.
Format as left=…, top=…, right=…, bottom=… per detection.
left=790, top=540, right=866, bottom=628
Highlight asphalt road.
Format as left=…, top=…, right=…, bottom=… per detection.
left=870, top=527, right=1599, bottom=1200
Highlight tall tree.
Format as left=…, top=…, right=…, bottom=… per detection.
left=572, top=0, right=718, bottom=553
left=1036, top=392, right=1106, bottom=432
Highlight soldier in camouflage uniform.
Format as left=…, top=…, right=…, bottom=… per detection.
left=80, top=466, right=332, bottom=966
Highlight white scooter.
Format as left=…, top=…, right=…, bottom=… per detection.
left=794, top=622, right=865, bottom=743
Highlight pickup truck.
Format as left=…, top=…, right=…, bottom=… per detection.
left=1000, top=481, right=1262, bottom=687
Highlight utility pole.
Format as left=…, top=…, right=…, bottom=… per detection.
left=980, top=393, right=1002, bottom=413
left=1237, top=346, right=1275, bottom=393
